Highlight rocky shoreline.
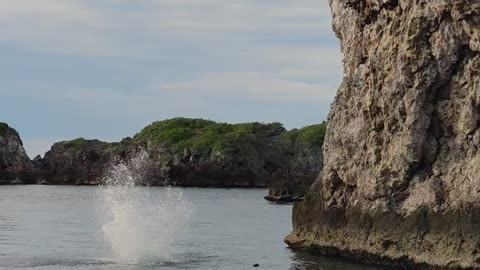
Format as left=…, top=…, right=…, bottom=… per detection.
left=0, top=119, right=324, bottom=202
left=286, top=0, right=480, bottom=269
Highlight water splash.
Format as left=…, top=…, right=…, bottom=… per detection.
left=97, top=151, right=192, bottom=263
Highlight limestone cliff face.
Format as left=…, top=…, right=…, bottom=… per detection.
left=286, top=1, right=480, bottom=269
left=0, top=123, right=36, bottom=184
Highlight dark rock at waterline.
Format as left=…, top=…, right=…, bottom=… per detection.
left=286, top=1, right=480, bottom=269
left=0, top=123, right=37, bottom=184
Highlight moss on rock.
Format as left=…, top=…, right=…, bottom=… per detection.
left=281, top=122, right=327, bottom=147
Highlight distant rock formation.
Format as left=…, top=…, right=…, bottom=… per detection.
left=11, top=118, right=324, bottom=192
left=286, top=1, right=480, bottom=269
left=0, top=123, right=36, bottom=184
left=35, top=120, right=282, bottom=187
left=36, top=138, right=120, bottom=185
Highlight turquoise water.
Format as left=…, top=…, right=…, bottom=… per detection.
left=0, top=186, right=382, bottom=270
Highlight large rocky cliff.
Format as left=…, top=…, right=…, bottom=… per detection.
left=0, top=123, right=36, bottom=184
left=286, top=0, right=480, bottom=269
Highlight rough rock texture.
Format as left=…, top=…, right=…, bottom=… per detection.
left=37, top=138, right=126, bottom=185
left=265, top=140, right=323, bottom=203
left=286, top=1, right=480, bottom=269
left=0, top=123, right=36, bottom=184
left=143, top=141, right=285, bottom=187
left=37, top=139, right=300, bottom=188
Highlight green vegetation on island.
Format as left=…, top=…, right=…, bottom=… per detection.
left=133, top=118, right=287, bottom=157
left=63, top=137, right=90, bottom=148
left=11, top=118, right=326, bottom=162
left=131, top=118, right=328, bottom=159
left=59, top=137, right=112, bottom=151
left=281, top=122, right=327, bottom=147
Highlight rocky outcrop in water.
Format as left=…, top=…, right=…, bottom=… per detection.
left=0, top=119, right=324, bottom=192
left=286, top=1, right=480, bottom=269
left=0, top=123, right=36, bottom=184
left=37, top=138, right=127, bottom=185
left=36, top=119, right=325, bottom=190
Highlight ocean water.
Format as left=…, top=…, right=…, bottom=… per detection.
left=0, top=186, right=383, bottom=270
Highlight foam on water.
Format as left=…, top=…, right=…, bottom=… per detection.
left=97, top=151, right=192, bottom=264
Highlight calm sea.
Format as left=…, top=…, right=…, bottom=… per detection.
left=0, top=186, right=382, bottom=270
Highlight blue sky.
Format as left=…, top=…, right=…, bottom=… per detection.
left=0, top=0, right=342, bottom=157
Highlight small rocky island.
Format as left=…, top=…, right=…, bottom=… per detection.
left=0, top=123, right=36, bottom=184
left=286, top=0, right=480, bottom=269
left=0, top=119, right=325, bottom=202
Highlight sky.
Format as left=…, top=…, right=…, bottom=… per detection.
left=0, top=0, right=342, bottom=158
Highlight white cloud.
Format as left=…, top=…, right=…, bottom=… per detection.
left=156, top=71, right=337, bottom=103
left=0, top=0, right=335, bottom=57
left=0, top=0, right=115, bottom=56
left=144, top=45, right=343, bottom=104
